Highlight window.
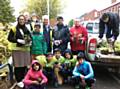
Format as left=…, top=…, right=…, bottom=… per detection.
left=86, top=23, right=93, bottom=33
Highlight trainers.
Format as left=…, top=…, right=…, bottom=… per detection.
left=75, top=85, right=80, bottom=89
left=54, top=82, right=58, bottom=88
left=17, top=81, right=24, bottom=88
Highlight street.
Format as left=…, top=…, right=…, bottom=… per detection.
left=47, top=65, right=120, bottom=89
left=93, top=65, right=120, bottom=89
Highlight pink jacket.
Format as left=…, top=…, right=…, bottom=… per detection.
left=23, top=60, right=48, bottom=85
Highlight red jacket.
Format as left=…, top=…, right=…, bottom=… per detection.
left=70, top=25, right=88, bottom=51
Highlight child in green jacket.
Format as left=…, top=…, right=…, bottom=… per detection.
left=31, top=22, right=47, bottom=62
left=52, top=48, right=65, bottom=87
left=62, top=49, right=77, bottom=82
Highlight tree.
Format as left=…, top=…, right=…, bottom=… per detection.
left=68, top=19, right=74, bottom=28
left=0, top=0, right=15, bottom=25
left=22, top=0, right=63, bottom=19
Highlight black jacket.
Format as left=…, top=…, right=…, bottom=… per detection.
left=53, top=24, right=70, bottom=53
left=99, top=12, right=119, bottom=39
left=8, top=24, right=31, bottom=47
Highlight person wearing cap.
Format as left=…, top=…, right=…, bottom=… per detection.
left=70, top=18, right=88, bottom=55
left=31, top=22, right=47, bottom=63
left=42, top=15, right=52, bottom=53
left=52, top=16, right=70, bottom=54
left=98, top=12, right=119, bottom=53
left=72, top=52, right=95, bottom=89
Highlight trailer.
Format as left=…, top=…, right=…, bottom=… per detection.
left=86, top=34, right=120, bottom=74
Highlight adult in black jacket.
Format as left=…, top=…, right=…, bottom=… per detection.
left=8, top=15, right=31, bottom=86
left=53, top=16, right=70, bottom=54
left=99, top=12, right=119, bottom=41
left=98, top=12, right=119, bottom=52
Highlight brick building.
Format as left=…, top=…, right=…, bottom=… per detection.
left=80, top=0, right=120, bottom=21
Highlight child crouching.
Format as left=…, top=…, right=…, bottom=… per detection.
left=23, top=60, right=48, bottom=89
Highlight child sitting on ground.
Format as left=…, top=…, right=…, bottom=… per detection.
left=52, top=48, right=65, bottom=87
left=62, top=49, right=77, bottom=83
left=23, top=60, right=48, bottom=89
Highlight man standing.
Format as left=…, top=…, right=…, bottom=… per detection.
left=70, top=18, right=88, bottom=55
left=52, top=16, right=70, bottom=54
left=98, top=12, right=119, bottom=53
left=42, top=15, right=52, bottom=53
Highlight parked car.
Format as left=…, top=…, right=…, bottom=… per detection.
left=82, top=20, right=99, bottom=34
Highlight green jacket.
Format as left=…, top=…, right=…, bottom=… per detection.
left=46, top=57, right=57, bottom=68
left=31, top=32, right=47, bottom=55
left=53, top=56, right=65, bottom=64
left=64, top=58, right=77, bottom=68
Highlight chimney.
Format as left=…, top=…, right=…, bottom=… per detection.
left=111, top=0, right=116, bottom=3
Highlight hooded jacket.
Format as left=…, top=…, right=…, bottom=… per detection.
left=23, top=60, right=48, bottom=85
left=63, top=49, right=77, bottom=67
left=31, top=31, right=47, bottom=55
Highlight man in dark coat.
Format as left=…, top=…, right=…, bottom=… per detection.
left=98, top=12, right=119, bottom=53
left=52, top=16, right=70, bottom=54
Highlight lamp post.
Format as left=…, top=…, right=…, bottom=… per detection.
left=47, top=0, right=50, bottom=24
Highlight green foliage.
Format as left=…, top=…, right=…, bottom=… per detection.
left=0, top=30, right=11, bottom=64
left=23, top=0, right=63, bottom=19
left=68, top=19, right=74, bottom=27
left=0, top=0, right=15, bottom=25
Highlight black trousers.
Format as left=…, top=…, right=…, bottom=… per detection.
left=71, top=50, right=85, bottom=55
left=72, top=76, right=95, bottom=87
left=14, top=66, right=27, bottom=82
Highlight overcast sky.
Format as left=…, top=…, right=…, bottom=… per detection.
left=62, top=0, right=112, bottom=22
left=10, top=0, right=119, bottom=22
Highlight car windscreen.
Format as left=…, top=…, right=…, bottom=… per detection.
left=86, top=23, right=93, bottom=33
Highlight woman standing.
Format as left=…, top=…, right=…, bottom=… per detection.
left=8, top=15, right=31, bottom=85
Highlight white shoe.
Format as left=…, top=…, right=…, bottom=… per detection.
left=17, top=81, right=24, bottom=88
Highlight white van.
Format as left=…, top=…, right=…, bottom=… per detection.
left=82, top=20, right=99, bottom=34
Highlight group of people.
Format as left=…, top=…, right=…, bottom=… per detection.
left=7, top=11, right=119, bottom=89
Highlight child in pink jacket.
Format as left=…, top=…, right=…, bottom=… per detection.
left=23, top=60, right=48, bottom=89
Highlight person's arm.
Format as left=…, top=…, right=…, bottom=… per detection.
left=42, top=37, right=47, bottom=54
left=73, top=66, right=83, bottom=77
left=23, top=70, right=34, bottom=85
left=112, top=13, right=119, bottom=40
left=8, top=27, right=26, bottom=44
left=99, top=19, right=105, bottom=39
left=84, top=62, right=94, bottom=79
left=80, top=27, right=88, bottom=43
left=8, top=29, right=17, bottom=43
left=61, top=26, right=70, bottom=43
left=69, top=28, right=75, bottom=42
left=40, top=70, right=48, bottom=84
